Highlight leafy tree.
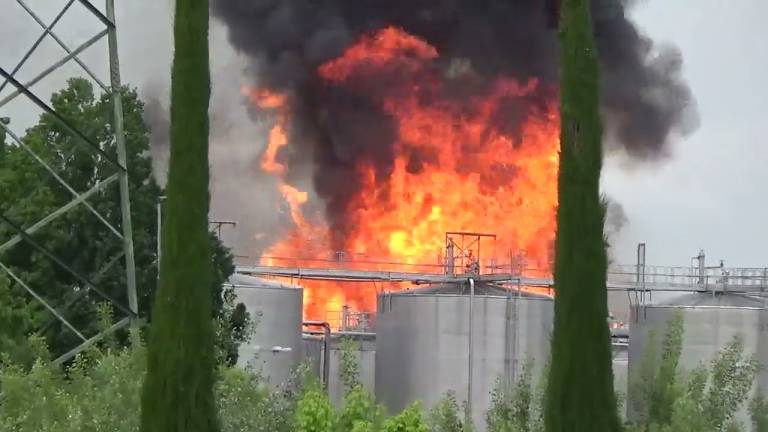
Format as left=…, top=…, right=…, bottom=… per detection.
left=487, top=361, right=543, bottom=432
left=337, top=385, right=384, bottom=432
left=544, top=0, right=620, bottom=431
left=629, top=315, right=762, bottom=432
left=750, top=388, right=768, bottom=432
left=139, top=0, right=219, bottom=430
left=215, top=284, right=252, bottom=366
left=1, top=330, right=295, bottom=432
left=630, top=312, right=685, bottom=425
left=339, top=337, right=362, bottom=392
left=428, top=391, right=468, bottom=432
left=700, top=336, right=762, bottom=430
left=0, top=77, right=243, bottom=360
left=335, top=336, right=384, bottom=431
left=0, top=274, right=43, bottom=367
left=0, top=330, right=146, bottom=432
left=216, top=367, right=295, bottom=432
left=382, top=402, right=429, bottom=432
left=296, top=385, right=336, bottom=432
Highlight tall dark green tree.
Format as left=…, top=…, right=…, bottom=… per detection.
left=0, top=79, right=241, bottom=361
left=139, top=0, right=218, bottom=430
left=0, top=274, right=41, bottom=366
left=544, top=0, right=621, bottom=431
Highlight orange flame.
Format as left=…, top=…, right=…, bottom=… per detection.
left=249, top=27, right=559, bottom=322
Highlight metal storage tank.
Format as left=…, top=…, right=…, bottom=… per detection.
left=627, top=292, right=768, bottom=423
left=228, top=274, right=303, bottom=387
left=376, top=281, right=553, bottom=430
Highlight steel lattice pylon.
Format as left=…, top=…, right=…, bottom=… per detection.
left=0, top=0, right=138, bottom=365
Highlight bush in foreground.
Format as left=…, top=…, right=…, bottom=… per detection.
left=2, top=313, right=767, bottom=432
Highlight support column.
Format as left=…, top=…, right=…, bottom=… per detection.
left=106, top=0, right=139, bottom=319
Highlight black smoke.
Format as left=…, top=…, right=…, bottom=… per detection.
left=211, top=0, right=697, bottom=245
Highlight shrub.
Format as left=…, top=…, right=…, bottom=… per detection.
left=296, top=385, right=336, bottom=432
left=486, top=360, right=543, bottom=432
left=750, top=389, right=768, bottom=432
left=428, top=391, right=468, bottom=432
left=382, top=402, right=429, bottom=432
left=629, top=314, right=762, bottom=432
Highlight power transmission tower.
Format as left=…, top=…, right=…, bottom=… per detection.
left=0, top=0, right=138, bottom=364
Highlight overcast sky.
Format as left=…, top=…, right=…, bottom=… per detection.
left=2, top=1, right=766, bottom=268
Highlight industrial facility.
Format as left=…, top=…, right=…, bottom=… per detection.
left=231, top=240, right=768, bottom=430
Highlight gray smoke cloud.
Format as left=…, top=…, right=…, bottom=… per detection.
left=605, top=196, right=629, bottom=239
left=210, top=0, right=698, bottom=248
left=140, top=23, right=287, bottom=261
left=142, top=83, right=171, bottom=186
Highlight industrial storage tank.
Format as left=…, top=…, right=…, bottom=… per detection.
left=227, top=274, right=303, bottom=387
left=627, top=292, right=768, bottom=423
left=376, top=282, right=553, bottom=430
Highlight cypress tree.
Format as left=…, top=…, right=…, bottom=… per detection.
left=139, top=0, right=217, bottom=430
left=544, top=0, right=621, bottom=431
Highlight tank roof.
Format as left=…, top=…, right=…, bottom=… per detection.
left=652, top=292, right=765, bottom=309
left=386, top=281, right=551, bottom=299
left=227, top=273, right=302, bottom=289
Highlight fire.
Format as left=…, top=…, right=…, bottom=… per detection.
left=248, top=27, right=560, bottom=322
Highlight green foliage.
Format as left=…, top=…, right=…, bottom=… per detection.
left=545, top=0, right=620, bottom=430
left=701, top=336, right=762, bottom=429
left=352, top=420, right=378, bottom=432
left=428, top=391, right=468, bottom=432
left=629, top=315, right=763, bottom=432
left=340, top=336, right=362, bottom=392
left=217, top=367, right=294, bottom=432
left=1, top=335, right=296, bottom=432
left=139, top=0, right=218, bottom=430
left=335, top=336, right=386, bottom=431
left=296, top=386, right=336, bottom=432
left=487, top=361, right=543, bottom=432
left=0, top=274, right=43, bottom=367
left=383, top=402, right=429, bottom=432
left=338, top=385, right=384, bottom=432
left=750, top=388, right=768, bottom=432
left=214, top=285, right=254, bottom=366
left=630, top=313, right=685, bottom=425
left=0, top=75, right=241, bottom=360
left=0, top=332, right=146, bottom=432
left=0, top=77, right=161, bottom=356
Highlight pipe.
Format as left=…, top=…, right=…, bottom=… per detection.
left=503, top=282, right=513, bottom=389
left=467, top=277, right=475, bottom=425
left=304, top=330, right=375, bottom=338
left=303, top=320, right=331, bottom=391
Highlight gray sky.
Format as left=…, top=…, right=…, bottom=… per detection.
left=603, top=0, right=768, bottom=267
left=2, top=1, right=766, bottom=268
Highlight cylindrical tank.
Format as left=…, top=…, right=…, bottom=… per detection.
left=228, top=274, right=303, bottom=387
left=376, top=282, right=554, bottom=430
left=627, top=292, right=768, bottom=423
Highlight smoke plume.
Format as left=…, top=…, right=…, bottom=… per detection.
left=211, top=0, right=697, bottom=246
